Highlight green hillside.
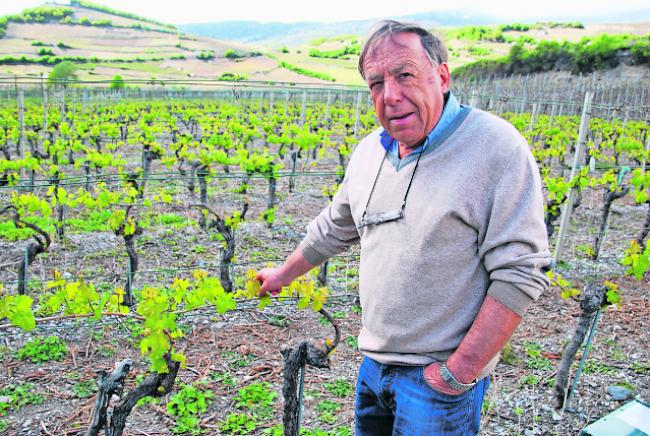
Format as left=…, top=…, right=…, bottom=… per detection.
left=0, top=3, right=648, bottom=86
left=0, top=3, right=338, bottom=85
left=276, top=22, right=650, bottom=84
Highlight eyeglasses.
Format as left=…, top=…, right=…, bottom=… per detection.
left=357, top=148, right=424, bottom=229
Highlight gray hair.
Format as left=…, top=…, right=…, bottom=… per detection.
left=358, top=20, right=448, bottom=80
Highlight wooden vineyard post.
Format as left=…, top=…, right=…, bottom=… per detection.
left=18, top=90, right=26, bottom=188
left=235, top=83, right=242, bottom=110
left=353, top=91, right=361, bottom=143
left=641, top=135, right=650, bottom=173
left=519, top=74, right=530, bottom=113
left=299, top=89, right=307, bottom=126
left=554, top=92, right=593, bottom=264
left=518, top=93, right=527, bottom=114
left=41, top=74, right=48, bottom=134
left=469, top=89, right=479, bottom=109
left=324, top=91, right=331, bottom=122
left=549, top=95, right=557, bottom=123
left=528, top=102, right=539, bottom=132
left=557, top=97, right=564, bottom=118
left=642, top=111, right=650, bottom=173
left=284, top=89, right=289, bottom=115
left=288, top=151, right=298, bottom=193
left=20, top=246, right=28, bottom=295
left=71, top=87, right=76, bottom=119
left=61, top=86, right=66, bottom=123
left=18, top=90, right=24, bottom=157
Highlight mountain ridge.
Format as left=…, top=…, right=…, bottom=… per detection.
left=179, top=8, right=650, bottom=46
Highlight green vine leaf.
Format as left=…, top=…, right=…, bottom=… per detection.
left=0, top=287, right=36, bottom=331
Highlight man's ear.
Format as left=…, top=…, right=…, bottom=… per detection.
left=438, top=63, right=451, bottom=93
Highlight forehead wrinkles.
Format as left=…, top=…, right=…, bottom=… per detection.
left=363, top=35, right=431, bottom=78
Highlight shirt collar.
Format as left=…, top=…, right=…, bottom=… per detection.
left=379, top=91, right=461, bottom=154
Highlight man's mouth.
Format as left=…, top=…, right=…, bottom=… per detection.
left=389, top=112, right=414, bottom=122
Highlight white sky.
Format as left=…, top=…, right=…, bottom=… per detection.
left=0, top=0, right=649, bottom=24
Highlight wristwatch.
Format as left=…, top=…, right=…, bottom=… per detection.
left=439, top=362, right=477, bottom=392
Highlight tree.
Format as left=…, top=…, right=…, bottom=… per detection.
left=197, top=51, right=214, bottom=61
left=47, top=61, right=77, bottom=87
left=110, top=75, right=125, bottom=90
left=224, top=49, right=241, bottom=60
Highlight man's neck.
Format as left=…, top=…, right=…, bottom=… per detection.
left=398, top=138, right=426, bottom=159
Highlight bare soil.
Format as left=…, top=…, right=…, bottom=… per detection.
left=0, top=169, right=648, bottom=435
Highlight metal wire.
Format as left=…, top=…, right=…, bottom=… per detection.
left=0, top=163, right=645, bottom=193
left=0, top=252, right=360, bottom=285
left=0, top=292, right=360, bottom=334
left=565, top=307, right=602, bottom=412
left=0, top=171, right=344, bottom=190
left=0, top=76, right=367, bottom=92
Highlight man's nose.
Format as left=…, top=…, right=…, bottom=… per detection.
left=383, top=77, right=402, bottom=105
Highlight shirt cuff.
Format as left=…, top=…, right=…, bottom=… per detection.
left=487, top=280, right=534, bottom=316
left=299, top=239, right=329, bottom=266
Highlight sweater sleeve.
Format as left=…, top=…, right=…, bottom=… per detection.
left=298, top=173, right=360, bottom=266
left=478, top=141, right=552, bottom=316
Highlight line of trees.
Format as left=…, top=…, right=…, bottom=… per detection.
left=69, top=0, right=177, bottom=30
left=0, top=54, right=168, bottom=66
left=308, top=42, right=360, bottom=60
left=0, top=4, right=178, bottom=40
left=445, top=22, right=585, bottom=43
left=279, top=61, right=336, bottom=82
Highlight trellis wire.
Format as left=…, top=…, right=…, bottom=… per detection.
left=0, top=292, right=360, bottom=335
left=2, top=228, right=638, bottom=287
left=0, top=78, right=646, bottom=417
left=565, top=307, right=602, bottom=412
left=0, top=164, right=644, bottom=190
left=2, top=75, right=650, bottom=119
left=297, top=366, right=306, bottom=433
left=0, top=171, right=345, bottom=191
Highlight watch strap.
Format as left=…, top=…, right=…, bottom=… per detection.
left=439, top=362, right=477, bottom=392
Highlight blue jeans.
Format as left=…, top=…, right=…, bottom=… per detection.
left=355, top=357, right=490, bottom=436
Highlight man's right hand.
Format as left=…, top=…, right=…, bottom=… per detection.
left=255, top=247, right=317, bottom=297
left=255, top=267, right=292, bottom=297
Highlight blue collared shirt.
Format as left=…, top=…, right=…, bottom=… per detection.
left=379, top=92, right=468, bottom=170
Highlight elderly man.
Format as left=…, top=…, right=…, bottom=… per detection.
left=257, top=20, right=551, bottom=435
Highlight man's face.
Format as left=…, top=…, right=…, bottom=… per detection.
left=363, top=32, right=450, bottom=149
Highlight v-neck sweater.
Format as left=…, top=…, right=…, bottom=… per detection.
left=299, top=108, right=551, bottom=371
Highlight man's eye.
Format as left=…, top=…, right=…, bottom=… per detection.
left=400, top=72, right=413, bottom=78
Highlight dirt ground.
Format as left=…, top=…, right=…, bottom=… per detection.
left=0, top=167, right=648, bottom=435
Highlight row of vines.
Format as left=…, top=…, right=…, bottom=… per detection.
left=0, top=86, right=648, bottom=434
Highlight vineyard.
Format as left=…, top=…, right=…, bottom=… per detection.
left=0, top=77, right=648, bottom=435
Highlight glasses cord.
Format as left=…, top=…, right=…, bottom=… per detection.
left=361, top=145, right=425, bottom=220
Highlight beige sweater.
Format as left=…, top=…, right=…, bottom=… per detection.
left=299, top=108, right=551, bottom=370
